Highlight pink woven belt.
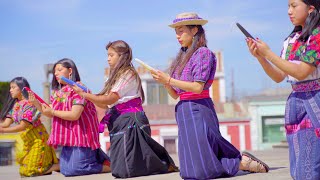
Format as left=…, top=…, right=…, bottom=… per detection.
left=99, top=98, right=143, bottom=133
left=291, top=79, right=320, bottom=92
left=285, top=119, right=320, bottom=138
left=179, top=90, right=210, bottom=100
left=285, top=119, right=313, bottom=134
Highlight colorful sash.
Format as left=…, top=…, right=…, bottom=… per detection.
left=99, top=98, right=143, bottom=133
left=179, top=90, right=210, bottom=100
left=291, top=79, right=320, bottom=92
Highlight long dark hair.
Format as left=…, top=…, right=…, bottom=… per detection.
left=51, top=58, right=81, bottom=90
left=290, top=0, right=320, bottom=41
left=0, top=77, right=30, bottom=120
left=169, top=25, right=207, bottom=76
left=99, top=40, right=145, bottom=102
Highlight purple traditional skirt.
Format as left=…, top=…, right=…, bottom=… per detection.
left=60, top=146, right=109, bottom=177
left=175, top=98, right=241, bottom=179
left=286, top=79, right=320, bottom=179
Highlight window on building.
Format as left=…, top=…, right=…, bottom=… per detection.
left=0, top=143, right=13, bottom=166
left=163, top=138, right=177, bottom=154
left=262, top=116, right=286, bottom=143
left=147, top=83, right=168, bottom=104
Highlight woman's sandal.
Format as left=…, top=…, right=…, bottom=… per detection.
left=242, top=151, right=269, bottom=173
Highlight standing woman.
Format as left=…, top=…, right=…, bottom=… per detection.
left=246, top=0, right=320, bottom=179
left=152, top=12, right=269, bottom=179
left=0, top=77, right=59, bottom=177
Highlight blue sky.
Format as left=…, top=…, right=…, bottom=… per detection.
left=0, top=0, right=293, bottom=99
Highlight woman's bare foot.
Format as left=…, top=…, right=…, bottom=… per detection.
left=102, top=165, right=111, bottom=173
left=44, top=163, right=60, bottom=175
left=102, top=160, right=111, bottom=173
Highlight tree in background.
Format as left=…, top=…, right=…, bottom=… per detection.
left=0, top=81, right=10, bottom=113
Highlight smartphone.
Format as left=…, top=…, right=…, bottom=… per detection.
left=236, top=22, right=255, bottom=39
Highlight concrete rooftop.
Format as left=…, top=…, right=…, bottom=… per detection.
left=0, top=149, right=291, bottom=180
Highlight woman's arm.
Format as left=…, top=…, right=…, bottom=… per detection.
left=256, top=56, right=287, bottom=83
left=0, top=118, right=13, bottom=128
left=0, top=120, right=30, bottom=133
left=169, top=78, right=205, bottom=94
left=164, top=85, right=179, bottom=99
left=71, top=85, right=120, bottom=109
left=41, top=104, right=84, bottom=121
left=247, top=38, right=287, bottom=83
left=82, top=92, right=119, bottom=109
left=253, top=39, right=316, bottom=81
left=27, top=92, right=52, bottom=112
left=151, top=70, right=205, bottom=94
left=264, top=50, right=316, bottom=81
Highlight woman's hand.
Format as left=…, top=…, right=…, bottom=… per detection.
left=28, top=91, right=38, bottom=105
left=246, top=38, right=264, bottom=59
left=151, top=70, right=170, bottom=85
left=70, top=83, right=85, bottom=97
left=42, top=104, right=54, bottom=117
left=255, top=38, right=272, bottom=58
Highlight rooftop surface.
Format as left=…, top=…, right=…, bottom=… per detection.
left=0, top=148, right=291, bottom=180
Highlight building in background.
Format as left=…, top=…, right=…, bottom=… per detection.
left=246, top=88, right=290, bottom=150
left=0, top=134, right=22, bottom=166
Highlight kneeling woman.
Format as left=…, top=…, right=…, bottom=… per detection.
left=0, top=77, right=59, bottom=177
left=30, top=59, right=111, bottom=176
left=152, top=12, right=269, bottom=179
left=72, top=40, right=178, bottom=178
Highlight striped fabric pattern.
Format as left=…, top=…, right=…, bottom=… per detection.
left=59, top=146, right=108, bottom=176
left=48, top=85, right=100, bottom=150
left=285, top=90, right=320, bottom=179
left=172, top=46, right=241, bottom=179
left=175, top=98, right=241, bottom=179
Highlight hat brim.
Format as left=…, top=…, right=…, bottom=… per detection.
left=169, top=19, right=208, bottom=28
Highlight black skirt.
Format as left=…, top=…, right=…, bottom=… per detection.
left=107, top=109, right=178, bottom=178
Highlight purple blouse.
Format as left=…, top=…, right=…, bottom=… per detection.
left=172, top=47, right=216, bottom=94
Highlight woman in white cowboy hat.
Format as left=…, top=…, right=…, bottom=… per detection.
left=151, top=12, right=269, bottom=179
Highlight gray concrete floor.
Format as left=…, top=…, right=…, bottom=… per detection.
left=0, top=149, right=291, bottom=180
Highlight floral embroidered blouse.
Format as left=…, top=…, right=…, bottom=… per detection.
left=281, top=26, right=320, bottom=83
left=7, top=99, right=41, bottom=127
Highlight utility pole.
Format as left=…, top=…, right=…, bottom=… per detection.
left=231, top=68, right=235, bottom=103
left=42, top=64, right=54, bottom=133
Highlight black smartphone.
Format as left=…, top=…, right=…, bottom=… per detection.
left=236, top=22, right=255, bottom=39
